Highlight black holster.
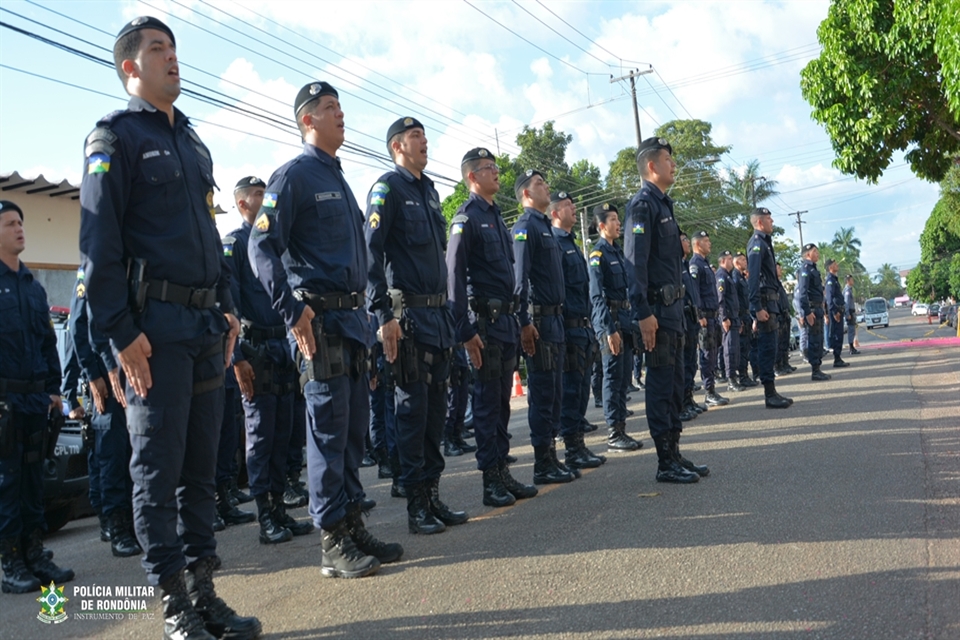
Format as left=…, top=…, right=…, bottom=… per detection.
left=645, top=329, right=676, bottom=368
left=528, top=339, right=557, bottom=373
left=240, top=342, right=294, bottom=396
left=758, top=312, right=779, bottom=333
left=389, top=336, right=421, bottom=386
left=127, top=257, right=148, bottom=313
left=564, top=342, right=587, bottom=375
left=698, top=324, right=717, bottom=351
left=43, top=412, right=65, bottom=464
left=300, top=318, right=369, bottom=389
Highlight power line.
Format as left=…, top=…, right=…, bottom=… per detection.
left=511, top=0, right=612, bottom=69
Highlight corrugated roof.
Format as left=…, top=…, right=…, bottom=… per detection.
left=0, top=171, right=80, bottom=200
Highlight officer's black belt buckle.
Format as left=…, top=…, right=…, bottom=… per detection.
left=296, top=290, right=366, bottom=312
left=564, top=317, right=590, bottom=329
left=145, top=279, right=217, bottom=310
left=470, top=297, right=518, bottom=322
left=0, top=378, right=46, bottom=395
left=606, top=299, right=630, bottom=311
left=650, top=284, right=685, bottom=306
left=532, top=304, right=563, bottom=317
left=401, top=292, right=448, bottom=308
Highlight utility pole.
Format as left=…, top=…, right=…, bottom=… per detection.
left=746, top=175, right=766, bottom=208
left=787, top=210, right=808, bottom=247
left=610, top=67, right=654, bottom=148
left=580, top=205, right=590, bottom=259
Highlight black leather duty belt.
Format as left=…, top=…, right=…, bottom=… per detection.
left=296, top=290, right=366, bottom=312
left=564, top=317, right=590, bottom=329
left=145, top=279, right=217, bottom=309
left=241, top=321, right=287, bottom=343
left=700, top=310, right=718, bottom=319
left=0, top=378, right=45, bottom=394
left=399, top=292, right=447, bottom=308
left=532, top=304, right=563, bottom=316
left=470, top=296, right=519, bottom=317
left=606, top=299, right=630, bottom=311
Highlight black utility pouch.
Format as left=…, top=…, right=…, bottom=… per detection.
left=645, top=329, right=675, bottom=368
left=759, top=312, right=779, bottom=333
left=478, top=343, right=503, bottom=382
left=698, top=325, right=716, bottom=351
left=390, top=337, right=420, bottom=386
left=529, top=339, right=555, bottom=372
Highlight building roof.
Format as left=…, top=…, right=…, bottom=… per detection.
left=0, top=171, right=80, bottom=200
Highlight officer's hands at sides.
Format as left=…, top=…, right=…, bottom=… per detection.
left=805, top=312, right=815, bottom=326
left=234, top=360, right=255, bottom=401
left=380, top=318, right=403, bottom=363
left=118, top=333, right=153, bottom=401
left=607, top=331, right=622, bottom=356
left=699, top=317, right=707, bottom=328
left=90, top=377, right=109, bottom=415
left=520, top=324, right=539, bottom=357
left=639, top=316, right=658, bottom=352
left=464, top=334, right=484, bottom=370
left=108, top=369, right=124, bottom=408
left=723, top=318, right=731, bottom=332
left=757, top=309, right=770, bottom=323
left=49, top=395, right=62, bottom=416
left=834, top=312, right=842, bottom=323
left=69, top=406, right=85, bottom=420
left=224, top=313, right=240, bottom=369
left=291, top=306, right=317, bottom=360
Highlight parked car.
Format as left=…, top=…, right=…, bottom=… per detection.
left=911, top=302, right=929, bottom=316
left=946, top=305, right=958, bottom=328
left=928, top=303, right=941, bottom=318
left=863, top=297, right=889, bottom=329
left=855, top=306, right=864, bottom=324
left=939, top=304, right=955, bottom=325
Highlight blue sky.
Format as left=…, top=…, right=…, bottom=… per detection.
left=0, top=0, right=940, bottom=275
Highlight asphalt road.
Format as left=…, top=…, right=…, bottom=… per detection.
left=2, top=337, right=958, bottom=640
left=855, top=306, right=957, bottom=345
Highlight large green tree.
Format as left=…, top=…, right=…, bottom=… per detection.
left=908, top=164, right=960, bottom=300
left=800, top=0, right=960, bottom=183
left=872, top=263, right=904, bottom=301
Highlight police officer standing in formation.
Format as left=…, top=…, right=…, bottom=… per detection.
left=249, top=81, right=402, bottom=579
left=224, top=176, right=311, bottom=545
left=79, top=18, right=263, bottom=640
left=794, top=244, right=832, bottom=381
left=774, top=263, right=797, bottom=376
left=513, top=170, right=576, bottom=484
left=716, top=250, right=743, bottom=393
left=549, top=192, right=606, bottom=470
left=588, top=204, right=643, bottom=453
left=447, top=148, right=538, bottom=508
left=824, top=259, right=850, bottom=369
left=746, top=208, right=793, bottom=409
left=732, top=253, right=759, bottom=387
left=623, top=138, right=708, bottom=483
left=679, top=231, right=705, bottom=420
left=0, top=200, right=75, bottom=594
left=844, top=275, right=861, bottom=355
left=365, top=116, right=467, bottom=534
left=689, top=231, right=729, bottom=406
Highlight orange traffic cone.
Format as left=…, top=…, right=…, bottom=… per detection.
left=511, top=372, right=525, bottom=398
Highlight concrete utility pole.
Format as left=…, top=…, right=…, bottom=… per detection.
left=610, top=67, right=654, bottom=148
left=787, top=210, right=808, bottom=247
left=580, top=205, right=590, bottom=259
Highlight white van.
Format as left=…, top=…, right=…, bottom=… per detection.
left=863, top=297, right=889, bottom=329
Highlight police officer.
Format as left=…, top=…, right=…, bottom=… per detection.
left=447, top=148, right=538, bottom=508
left=366, top=116, right=467, bottom=534
left=513, top=171, right=575, bottom=484
left=589, top=204, right=643, bottom=453
left=249, top=82, right=402, bottom=578
left=443, top=345, right=475, bottom=456
left=732, top=254, right=759, bottom=387
left=774, top=263, right=797, bottom=376
left=716, top=250, right=743, bottom=392
left=623, top=138, right=707, bottom=483
left=746, top=208, right=793, bottom=408
left=689, top=232, right=729, bottom=406
left=679, top=231, right=703, bottom=420
left=844, top=275, right=860, bottom=355
left=825, top=259, right=850, bottom=369
left=550, top=192, right=606, bottom=470
left=794, top=244, right=831, bottom=381
left=79, top=18, right=263, bottom=640
left=0, top=200, right=75, bottom=594
left=66, top=268, right=142, bottom=557
left=224, top=176, right=310, bottom=544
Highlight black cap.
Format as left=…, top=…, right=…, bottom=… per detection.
left=803, top=243, right=818, bottom=253
left=719, top=250, right=733, bottom=258
left=294, top=81, right=338, bottom=117
left=735, top=251, right=745, bottom=257
left=693, top=230, right=710, bottom=239
left=754, top=207, right=772, bottom=216
left=461, top=147, right=494, bottom=166
left=234, top=176, right=266, bottom=192
left=386, top=117, right=425, bottom=144
left=514, top=169, right=545, bottom=195
left=825, top=258, right=836, bottom=267
left=592, top=203, right=618, bottom=216
left=549, top=191, right=572, bottom=205
left=116, top=16, right=175, bottom=46
left=636, top=136, right=672, bottom=160
left=0, top=200, right=23, bottom=221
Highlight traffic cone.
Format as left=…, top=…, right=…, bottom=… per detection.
left=511, top=372, right=524, bottom=398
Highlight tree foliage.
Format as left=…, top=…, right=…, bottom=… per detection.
left=907, top=165, right=960, bottom=301
left=800, top=0, right=960, bottom=183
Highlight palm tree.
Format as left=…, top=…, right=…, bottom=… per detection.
left=831, top=227, right=862, bottom=258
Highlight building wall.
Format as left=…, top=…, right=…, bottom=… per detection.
left=14, top=191, right=80, bottom=308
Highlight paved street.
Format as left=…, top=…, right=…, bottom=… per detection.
left=2, top=326, right=958, bottom=639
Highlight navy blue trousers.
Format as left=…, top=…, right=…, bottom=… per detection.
left=683, top=328, right=698, bottom=393
left=215, top=385, right=240, bottom=487
left=472, top=337, right=515, bottom=472
left=601, top=340, right=628, bottom=426
left=698, top=319, right=719, bottom=389
left=591, top=357, right=603, bottom=404
left=806, top=310, right=825, bottom=367
left=368, top=355, right=387, bottom=451
left=524, top=340, right=563, bottom=447
left=757, top=315, right=778, bottom=384
left=445, top=364, right=470, bottom=441
left=286, top=394, right=306, bottom=478
left=243, top=390, right=294, bottom=497
left=722, top=323, right=740, bottom=380
left=560, top=336, right=590, bottom=438
left=0, top=412, right=46, bottom=539
left=828, top=314, right=844, bottom=359
left=644, top=328, right=684, bottom=439
left=88, top=394, right=132, bottom=516
left=394, top=344, right=448, bottom=488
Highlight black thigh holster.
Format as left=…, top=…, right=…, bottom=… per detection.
left=645, top=329, right=676, bottom=368
left=563, top=341, right=587, bottom=375
left=299, top=318, right=369, bottom=390
left=758, top=312, right=779, bottom=333
left=528, top=339, right=558, bottom=373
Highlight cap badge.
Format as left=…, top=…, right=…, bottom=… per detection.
left=558, top=192, right=567, bottom=199
left=403, top=117, right=413, bottom=126
left=602, top=203, right=610, bottom=211
left=131, top=16, right=147, bottom=26
left=478, top=149, right=488, bottom=157
left=309, top=83, right=321, bottom=95
left=526, top=169, right=533, bottom=177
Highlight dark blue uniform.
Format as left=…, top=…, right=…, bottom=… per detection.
left=777, top=281, right=792, bottom=370
left=732, top=267, right=754, bottom=379
left=446, top=193, right=519, bottom=472
left=588, top=238, right=630, bottom=427
left=224, top=223, right=295, bottom=500
left=79, top=97, right=231, bottom=586
left=513, top=207, right=565, bottom=448
left=249, top=143, right=371, bottom=531
left=825, top=271, right=844, bottom=360
left=681, top=259, right=701, bottom=396
left=844, top=283, right=857, bottom=348
left=717, top=265, right=740, bottom=383
left=365, top=166, right=455, bottom=489
left=794, top=260, right=825, bottom=368
left=746, top=231, right=780, bottom=383
left=689, top=253, right=720, bottom=391
left=555, top=228, right=593, bottom=438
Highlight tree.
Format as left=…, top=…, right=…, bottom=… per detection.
left=873, top=263, right=904, bottom=301
left=604, top=146, right=641, bottom=214
left=774, top=237, right=801, bottom=277
left=800, top=0, right=960, bottom=183
left=515, top=121, right=573, bottom=193
left=714, top=160, right=780, bottom=256
left=907, top=164, right=960, bottom=300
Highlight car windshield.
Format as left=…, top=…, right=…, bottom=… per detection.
left=865, top=300, right=886, bottom=314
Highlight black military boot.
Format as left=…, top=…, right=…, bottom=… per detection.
left=442, top=436, right=464, bottom=457
left=270, top=492, right=313, bottom=536
left=563, top=433, right=604, bottom=470
left=532, top=445, right=574, bottom=485
left=320, top=518, right=380, bottom=579
left=161, top=569, right=215, bottom=640
left=763, top=381, right=792, bottom=409
left=107, top=509, right=142, bottom=557
left=811, top=367, right=832, bottom=381
left=670, top=430, right=709, bottom=477
left=1, top=537, right=41, bottom=594
left=499, top=460, right=539, bottom=499
left=849, top=345, right=860, bottom=355
left=212, top=512, right=225, bottom=533
left=360, top=449, right=377, bottom=468
left=607, top=421, right=641, bottom=452
left=345, top=502, right=403, bottom=563
left=97, top=508, right=111, bottom=542
left=704, top=386, right=730, bottom=406
left=652, top=436, right=699, bottom=484
left=22, top=530, right=74, bottom=585
left=727, top=374, right=745, bottom=392
left=227, top=478, right=253, bottom=505
left=481, top=466, right=516, bottom=507
left=551, top=444, right=581, bottom=479
left=389, top=452, right=406, bottom=498
left=833, top=357, right=849, bottom=368
left=454, top=431, right=477, bottom=454
left=738, top=372, right=759, bottom=387
left=255, top=494, right=292, bottom=544
left=217, top=483, right=256, bottom=527
left=282, top=471, right=308, bottom=509
left=406, top=483, right=446, bottom=534
left=373, top=446, right=393, bottom=479
left=424, top=477, right=469, bottom=526
left=186, top=556, right=262, bottom=640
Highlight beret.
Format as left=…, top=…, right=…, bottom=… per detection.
left=825, top=258, right=836, bottom=267
left=549, top=191, right=572, bottom=205
left=116, top=16, right=175, bottom=46
left=294, top=81, right=338, bottom=117
left=386, top=116, right=425, bottom=144
left=592, top=203, right=618, bottom=216
left=234, top=176, right=266, bottom=191
left=754, top=207, right=772, bottom=216
left=636, top=136, right=672, bottom=160
left=803, top=243, right=818, bottom=252
left=461, top=147, right=495, bottom=165
left=719, top=250, right=733, bottom=257
left=0, top=200, right=23, bottom=220
left=514, top=169, right=545, bottom=194
left=693, top=230, right=710, bottom=239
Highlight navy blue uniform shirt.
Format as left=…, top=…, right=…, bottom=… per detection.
left=79, top=97, right=231, bottom=353
left=681, top=258, right=701, bottom=333
left=623, top=181, right=684, bottom=333
left=588, top=238, right=629, bottom=340
left=364, top=166, right=455, bottom=349
left=513, top=207, right=565, bottom=343
left=843, top=284, right=855, bottom=317
left=716, top=266, right=740, bottom=324
left=446, top=193, right=518, bottom=345
left=0, top=261, right=60, bottom=414
left=554, top=227, right=590, bottom=340
left=746, top=231, right=779, bottom=314
left=794, top=259, right=824, bottom=316
left=67, top=269, right=108, bottom=384
left=248, top=143, right=370, bottom=347
left=733, top=268, right=752, bottom=324
left=689, top=253, right=719, bottom=313
left=825, top=272, right=844, bottom=315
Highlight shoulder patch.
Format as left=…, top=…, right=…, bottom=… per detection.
left=222, top=236, right=236, bottom=257
left=451, top=214, right=469, bottom=225
left=254, top=212, right=271, bottom=233
left=371, top=182, right=390, bottom=197
left=368, top=212, right=381, bottom=230
left=85, top=127, right=117, bottom=158
left=632, top=222, right=645, bottom=234
left=589, top=250, right=602, bottom=258
left=451, top=222, right=464, bottom=235
left=87, top=153, right=111, bottom=174
left=514, top=229, right=527, bottom=242
left=262, top=193, right=278, bottom=209
left=76, top=282, right=86, bottom=299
